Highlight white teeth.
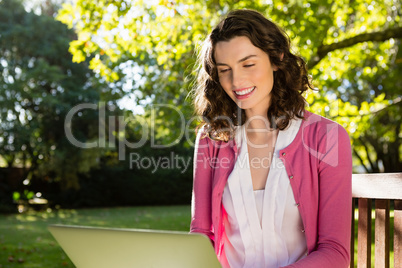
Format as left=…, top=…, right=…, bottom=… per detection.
left=235, top=87, right=255, bottom=96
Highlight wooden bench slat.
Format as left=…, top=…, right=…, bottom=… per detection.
left=357, top=198, right=372, bottom=268
left=349, top=199, right=356, bottom=268
left=350, top=199, right=355, bottom=268
left=395, top=200, right=402, bottom=268
left=375, top=199, right=390, bottom=268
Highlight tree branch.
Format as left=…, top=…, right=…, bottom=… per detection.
left=390, top=121, right=402, bottom=172
left=358, top=136, right=378, bottom=173
left=308, top=26, right=402, bottom=69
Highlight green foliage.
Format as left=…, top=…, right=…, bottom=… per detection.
left=12, top=190, right=34, bottom=201
left=42, top=139, right=193, bottom=208
left=57, top=0, right=402, bottom=172
left=0, top=0, right=115, bottom=189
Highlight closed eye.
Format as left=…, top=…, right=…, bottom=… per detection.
left=219, top=68, right=230, bottom=73
left=244, top=64, right=255, bottom=68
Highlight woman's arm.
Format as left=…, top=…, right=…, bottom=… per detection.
left=190, top=130, right=215, bottom=243
left=284, top=123, right=353, bottom=268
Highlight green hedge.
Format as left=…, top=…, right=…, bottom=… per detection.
left=41, top=143, right=194, bottom=209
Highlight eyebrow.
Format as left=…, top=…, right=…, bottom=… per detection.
left=216, top=55, right=258, bottom=66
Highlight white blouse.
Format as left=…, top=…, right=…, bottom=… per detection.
left=222, top=119, right=307, bottom=268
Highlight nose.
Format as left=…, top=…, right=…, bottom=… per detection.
left=231, top=68, right=244, bottom=89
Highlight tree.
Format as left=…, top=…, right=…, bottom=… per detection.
left=56, top=0, right=402, bottom=172
left=0, top=0, right=115, bottom=190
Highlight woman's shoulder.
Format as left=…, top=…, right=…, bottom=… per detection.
left=303, top=110, right=347, bottom=130
left=194, top=124, right=236, bottom=156
left=195, top=125, right=210, bottom=146
left=195, top=125, right=225, bottom=148
left=303, top=110, right=337, bottom=124
left=302, top=110, right=350, bottom=142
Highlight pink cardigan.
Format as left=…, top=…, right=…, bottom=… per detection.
left=190, top=111, right=352, bottom=268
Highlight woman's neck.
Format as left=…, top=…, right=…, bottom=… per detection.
left=244, top=106, right=271, bottom=129
left=244, top=107, right=277, bottom=142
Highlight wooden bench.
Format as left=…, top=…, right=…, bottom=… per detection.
left=351, top=173, right=402, bottom=268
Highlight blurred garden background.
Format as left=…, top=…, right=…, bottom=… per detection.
left=0, top=0, right=401, bottom=267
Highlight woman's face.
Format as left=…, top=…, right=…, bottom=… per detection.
left=214, top=36, right=277, bottom=115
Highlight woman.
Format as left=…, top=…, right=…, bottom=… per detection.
left=190, top=9, right=352, bottom=268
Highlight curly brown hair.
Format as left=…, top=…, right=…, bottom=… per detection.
left=192, top=9, right=313, bottom=141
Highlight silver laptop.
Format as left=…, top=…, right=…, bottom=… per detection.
left=48, top=224, right=221, bottom=268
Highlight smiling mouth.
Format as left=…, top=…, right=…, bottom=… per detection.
left=234, top=86, right=255, bottom=96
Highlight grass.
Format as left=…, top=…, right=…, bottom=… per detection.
left=0, top=206, right=191, bottom=268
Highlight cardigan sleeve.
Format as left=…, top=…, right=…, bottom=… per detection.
left=190, top=129, right=215, bottom=244
left=283, top=122, right=353, bottom=268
